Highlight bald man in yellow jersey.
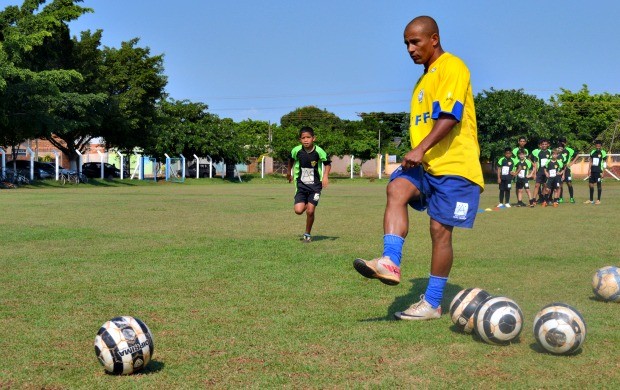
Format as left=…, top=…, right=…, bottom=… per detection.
left=354, top=16, right=484, bottom=320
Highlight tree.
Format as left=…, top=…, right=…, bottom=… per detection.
left=0, top=0, right=89, bottom=163
left=550, top=85, right=620, bottom=152
left=475, top=88, right=564, bottom=161
left=97, top=38, right=167, bottom=153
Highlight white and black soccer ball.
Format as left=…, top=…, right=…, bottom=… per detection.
left=473, top=296, right=523, bottom=345
left=533, top=303, right=586, bottom=355
left=592, top=266, right=620, bottom=302
left=449, top=288, right=491, bottom=333
left=94, top=316, right=155, bottom=375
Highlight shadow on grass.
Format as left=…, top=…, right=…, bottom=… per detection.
left=309, top=235, right=339, bottom=242
left=138, top=359, right=165, bottom=375
left=528, top=342, right=584, bottom=356
left=360, top=278, right=464, bottom=322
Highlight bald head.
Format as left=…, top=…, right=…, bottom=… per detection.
left=406, top=16, right=440, bottom=38
left=404, top=16, right=443, bottom=68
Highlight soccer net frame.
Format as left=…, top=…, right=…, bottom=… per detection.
left=165, top=154, right=185, bottom=183
left=573, top=153, right=620, bottom=181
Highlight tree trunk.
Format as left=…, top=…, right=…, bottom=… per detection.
left=225, top=159, right=236, bottom=179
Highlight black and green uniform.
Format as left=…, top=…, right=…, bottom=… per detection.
left=497, top=156, right=515, bottom=190
left=560, top=146, right=576, bottom=182
left=589, top=149, right=607, bottom=183
left=512, top=147, right=529, bottom=157
left=544, top=159, right=564, bottom=189
left=289, top=145, right=331, bottom=206
left=515, top=158, right=533, bottom=190
left=531, top=148, right=552, bottom=184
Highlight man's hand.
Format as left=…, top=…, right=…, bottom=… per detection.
left=401, top=147, right=424, bottom=170
left=322, top=177, right=329, bottom=189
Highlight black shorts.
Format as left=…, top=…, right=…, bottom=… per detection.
left=563, top=168, right=572, bottom=182
left=589, top=171, right=602, bottom=184
left=535, top=172, right=547, bottom=184
left=546, top=176, right=562, bottom=189
left=294, top=183, right=322, bottom=206
left=516, top=180, right=530, bottom=190
left=498, top=179, right=512, bottom=191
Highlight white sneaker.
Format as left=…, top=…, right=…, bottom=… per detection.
left=394, top=295, right=441, bottom=321
left=504, top=203, right=511, bottom=208
left=496, top=203, right=504, bottom=208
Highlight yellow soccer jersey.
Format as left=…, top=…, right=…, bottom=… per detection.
left=409, top=52, right=484, bottom=189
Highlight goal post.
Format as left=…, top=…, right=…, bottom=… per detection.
left=165, top=154, right=185, bottom=183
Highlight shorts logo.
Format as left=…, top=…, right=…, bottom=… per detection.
left=453, top=202, right=469, bottom=220
left=313, top=193, right=320, bottom=201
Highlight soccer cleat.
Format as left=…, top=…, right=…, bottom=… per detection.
left=529, top=203, right=535, bottom=208
left=496, top=203, right=504, bottom=208
left=302, top=234, right=312, bottom=243
left=353, top=257, right=400, bottom=286
left=594, top=200, right=601, bottom=205
left=558, top=198, right=564, bottom=203
left=504, top=203, right=511, bottom=208
left=394, top=295, right=441, bottom=321
left=583, top=200, right=593, bottom=204
left=570, top=198, right=575, bottom=203
left=542, top=201, right=547, bottom=207
left=553, top=202, right=559, bottom=207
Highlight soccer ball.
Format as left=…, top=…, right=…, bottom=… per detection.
left=592, top=266, right=620, bottom=302
left=449, top=288, right=491, bottom=333
left=473, top=296, right=523, bottom=345
left=533, top=303, right=586, bottom=355
left=94, top=316, right=155, bottom=375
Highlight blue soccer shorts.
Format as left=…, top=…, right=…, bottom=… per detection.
left=390, top=165, right=481, bottom=228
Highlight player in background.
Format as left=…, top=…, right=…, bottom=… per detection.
left=514, top=149, right=535, bottom=207
left=353, top=16, right=484, bottom=321
left=287, top=127, right=331, bottom=242
left=531, top=139, right=552, bottom=204
left=512, top=136, right=529, bottom=157
left=558, top=137, right=577, bottom=203
left=496, top=147, right=515, bottom=208
left=542, top=148, right=564, bottom=207
left=585, top=140, right=607, bottom=205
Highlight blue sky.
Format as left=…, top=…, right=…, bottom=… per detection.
left=18, top=0, right=620, bottom=123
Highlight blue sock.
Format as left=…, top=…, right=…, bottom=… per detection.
left=424, top=275, right=448, bottom=308
left=382, top=234, right=404, bottom=266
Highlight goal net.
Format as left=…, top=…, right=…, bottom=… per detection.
left=166, top=156, right=185, bottom=183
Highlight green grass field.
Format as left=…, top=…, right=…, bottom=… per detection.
left=1, top=177, right=619, bottom=389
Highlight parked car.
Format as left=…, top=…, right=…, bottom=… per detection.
left=82, top=162, right=121, bottom=179
left=184, top=162, right=215, bottom=178
left=5, top=160, right=58, bottom=179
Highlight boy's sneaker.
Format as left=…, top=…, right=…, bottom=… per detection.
left=302, top=234, right=312, bottom=243
left=353, top=257, right=400, bottom=286
left=594, top=200, right=601, bottom=205
left=558, top=198, right=564, bottom=203
left=584, top=200, right=593, bottom=204
left=504, top=203, right=511, bottom=208
left=570, top=198, right=575, bottom=203
left=394, top=295, right=441, bottom=321
left=542, top=201, right=547, bottom=207
left=496, top=203, right=504, bottom=208
left=553, top=202, right=559, bottom=207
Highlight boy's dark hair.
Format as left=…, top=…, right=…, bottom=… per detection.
left=299, top=126, right=314, bottom=137
left=539, top=138, right=549, bottom=144
left=518, top=136, right=527, bottom=141
left=558, top=136, right=567, bottom=142
left=504, top=147, right=512, bottom=153
left=518, top=148, right=526, bottom=155
left=594, top=139, right=602, bottom=145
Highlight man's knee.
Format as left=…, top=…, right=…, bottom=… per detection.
left=387, top=179, right=419, bottom=204
left=429, top=220, right=453, bottom=243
